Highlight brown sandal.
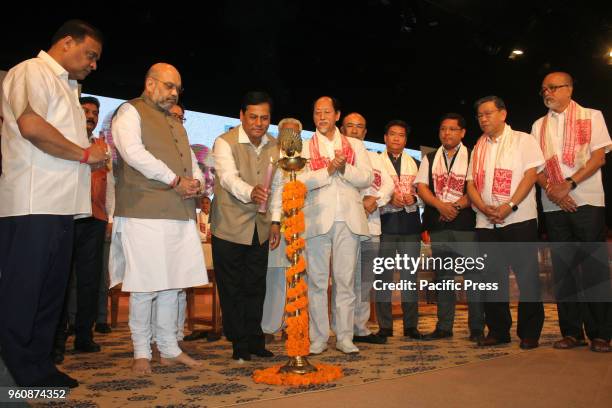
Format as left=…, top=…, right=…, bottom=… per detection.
left=553, top=336, right=587, bottom=349
left=590, top=338, right=611, bottom=353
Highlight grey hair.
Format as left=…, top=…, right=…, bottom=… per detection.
left=278, top=117, right=303, bottom=132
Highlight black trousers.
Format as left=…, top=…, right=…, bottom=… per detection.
left=212, top=229, right=268, bottom=353
left=476, top=219, right=544, bottom=341
left=55, top=217, right=107, bottom=347
left=0, top=215, right=74, bottom=386
left=545, top=206, right=612, bottom=341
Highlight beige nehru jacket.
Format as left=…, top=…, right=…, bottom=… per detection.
left=113, top=95, right=196, bottom=221
left=211, top=127, right=279, bottom=245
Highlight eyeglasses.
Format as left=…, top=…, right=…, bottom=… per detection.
left=170, top=112, right=186, bottom=123
left=539, top=84, right=569, bottom=96
left=476, top=110, right=499, bottom=120
left=150, top=76, right=184, bottom=94
left=439, top=127, right=463, bottom=132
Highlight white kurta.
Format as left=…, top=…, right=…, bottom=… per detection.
left=531, top=107, right=611, bottom=212
left=109, top=103, right=208, bottom=292
left=0, top=51, right=92, bottom=217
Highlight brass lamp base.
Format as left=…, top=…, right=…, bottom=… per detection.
left=278, top=157, right=308, bottom=172
left=278, top=356, right=318, bottom=375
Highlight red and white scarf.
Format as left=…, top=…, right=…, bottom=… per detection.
left=539, top=100, right=591, bottom=184
left=308, top=129, right=355, bottom=171
left=471, top=124, right=516, bottom=203
left=380, top=150, right=419, bottom=214
left=431, top=143, right=469, bottom=203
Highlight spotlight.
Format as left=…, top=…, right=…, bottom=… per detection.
left=509, top=48, right=525, bottom=60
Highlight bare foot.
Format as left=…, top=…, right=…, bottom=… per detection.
left=132, top=358, right=152, bottom=374
left=160, top=352, right=202, bottom=368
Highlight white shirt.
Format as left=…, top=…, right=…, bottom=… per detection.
left=531, top=108, right=611, bottom=212
left=362, top=150, right=394, bottom=235
left=467, top=126, right=544, bottom=229
left=0, top=51, right=91, bottom=217
left=212, top=125, right=270, bottom=204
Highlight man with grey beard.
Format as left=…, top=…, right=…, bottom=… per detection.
left=110, top=63, right=208, bottom=374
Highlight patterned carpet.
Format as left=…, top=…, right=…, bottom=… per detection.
left=35, top=304, right=561, bottom=408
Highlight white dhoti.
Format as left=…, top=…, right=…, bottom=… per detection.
left=109, top=217, right=207, bottom=359
left=261, top=238, right=289, bottom=334
left=306, top=222, right=359, bottom=345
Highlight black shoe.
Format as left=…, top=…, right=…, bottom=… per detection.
left=94, top=323, right=112, bottom=334
left=232, top=349, right=251, bottom=361
left=403, top=327, right=422, bottom=339
left=52, top=348, right=64, bottom=365
left=519, top=338, right=539, bottom=350
left=56, top=371, right=79, bottom=388
left=477, top=335, right=511, bottom=347
left=184, top=330, right=208, bottom=341
left=36, top=371, right=79, bottom=388
left=74, top=339, right=101, bottom=353
left=376, top=328, right=394, bottom=337
left=250, top=348, right=274, bottom=358
left=469, top=330, right=485, bottom=342
left=353, top=333, right=388, bottom=344
left=422, top=329, right=453, bottom=341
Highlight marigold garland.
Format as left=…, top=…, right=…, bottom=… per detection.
left=254, top=177, right=342, bottom=386
left=253, top=364, right=343, bottom=386
left=285, top=255, right=306, bottom=279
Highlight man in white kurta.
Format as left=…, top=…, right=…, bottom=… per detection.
left=467, top=95, right=545, bottom=349
left=340, top=112, right=393, bottom=344
left=109, top=63, right=207, bottom=374
left=271, top=97, right=373, bottom=355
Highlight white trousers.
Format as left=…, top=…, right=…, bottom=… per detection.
left=306, top=222, right=359, bottom=344
left=261, top=267, right=286, bottom=334
left=151, top=289, right=186, bottom=342
left=331, top=236, right=379, bottom=336
left=129, top=289, right=182, bottom=359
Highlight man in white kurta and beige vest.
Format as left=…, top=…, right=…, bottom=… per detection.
left=211, top=91, right=279, bottom=361
left=532, top=72, right=612, bottom=353
left=271, top=96, right=373, bottom=355
left=467, top=95, right=544, bottom=349
left=375, top=120, right=423, bottom=340
left=110, top=63, right=207, bottom=374
left=340, top=112, right=393, bottom=345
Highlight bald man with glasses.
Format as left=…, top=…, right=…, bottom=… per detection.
left=532, top=72, right=612, bottom=353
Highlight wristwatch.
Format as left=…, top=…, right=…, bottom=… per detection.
left=507, top=201, right=519, bottom=212
left=565, top=177, right=577, bottom=190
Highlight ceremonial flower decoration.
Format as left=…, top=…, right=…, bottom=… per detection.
left=252, top=364, right=343, bottom=386
left=253, top=179, right=342, bottom=386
